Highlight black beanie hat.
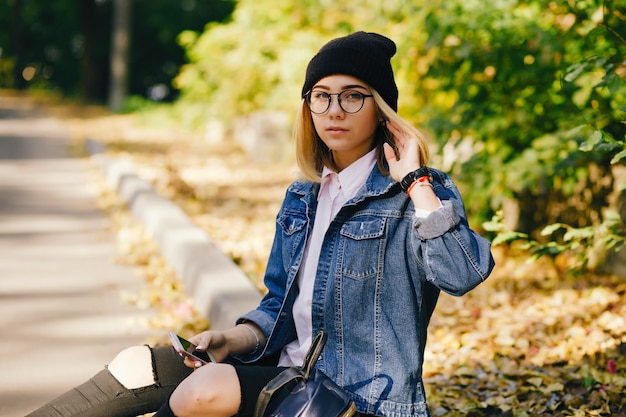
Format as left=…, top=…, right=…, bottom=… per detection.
left=301, top=31, right=398, bottom=111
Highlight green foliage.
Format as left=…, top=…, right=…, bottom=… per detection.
left=414, top=0, right=625, bottom=273
left=484, top=209, right=626, bottom=274
left=119, top=94, right=163, bottom=114
left=575, top=124, right=626, bottom=164
left=173, top=0, right=431, bottom=125
left=0, top=56, right=16, bottom=88
left=412, top=0, right=622, bottom=225
left=174, top=14, right=320, bottom=124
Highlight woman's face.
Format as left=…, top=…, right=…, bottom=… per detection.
left=309, top=74, right=379, bottom=171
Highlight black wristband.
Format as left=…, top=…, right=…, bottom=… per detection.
left=399, top=166, right=431, bottom=192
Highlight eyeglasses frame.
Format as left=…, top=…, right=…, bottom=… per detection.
left=304, top=90, right=374, bottom=115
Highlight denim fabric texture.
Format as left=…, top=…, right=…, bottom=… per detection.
left=237, top=166, right=495, bottom=417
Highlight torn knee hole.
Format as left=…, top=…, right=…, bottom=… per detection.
left=108, top=345, right=156, bottom=389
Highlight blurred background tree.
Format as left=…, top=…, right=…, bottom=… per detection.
left=0, top=0, right=235, bottom=103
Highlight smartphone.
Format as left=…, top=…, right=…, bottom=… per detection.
left=168, top=332, right=215, bottom=364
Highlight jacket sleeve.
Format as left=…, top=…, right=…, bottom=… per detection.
left=411, top=170, right=495, bottom=296
left=235, top=189, right=300, bottom=362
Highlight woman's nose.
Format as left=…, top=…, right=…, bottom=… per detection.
left=327, top=96, right=345, bottom=117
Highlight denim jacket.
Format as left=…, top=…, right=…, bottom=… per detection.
left=238, top=166, right=495, bottom=417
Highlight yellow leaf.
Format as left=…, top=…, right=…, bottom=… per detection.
left=542, top=382, right=564, bottom=393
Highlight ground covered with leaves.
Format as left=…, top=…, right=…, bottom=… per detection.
left=65, top=110, right=626, bottom=416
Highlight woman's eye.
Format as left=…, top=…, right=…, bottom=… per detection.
left=343, top=92, right=362, bottom=101
left=312, top=92, right=330, bottom=100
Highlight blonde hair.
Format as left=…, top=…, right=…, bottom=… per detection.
left=294, top=87, right=430, bottom=183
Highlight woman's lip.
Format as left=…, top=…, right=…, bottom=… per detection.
left=326, top=127, right=347, bottom=136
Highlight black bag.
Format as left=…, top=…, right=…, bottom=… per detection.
left=254, top=331, right=357, bottom=417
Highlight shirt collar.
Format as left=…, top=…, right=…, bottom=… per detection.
left=320, top=149, right=377, bottom=201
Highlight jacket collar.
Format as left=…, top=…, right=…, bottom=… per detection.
left=288, top=165, right=397, bottom=202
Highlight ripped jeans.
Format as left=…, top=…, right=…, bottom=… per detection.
left=26, top=346, right=193, bottom=417
left=26, top=345, right=380, bottom=417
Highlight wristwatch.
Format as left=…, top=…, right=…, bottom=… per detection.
left=399, top=166, right=431, bottom=192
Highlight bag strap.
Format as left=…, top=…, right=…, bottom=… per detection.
left=301, top=330, right=327, bottom=378
left=253, top=331, right=328, bottom=417
left=253, top=367, right=302, bottom=417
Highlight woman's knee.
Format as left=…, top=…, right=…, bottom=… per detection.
left=170, top=364, right=241, bottom=417
left=108, top=345, right=156, bottom=389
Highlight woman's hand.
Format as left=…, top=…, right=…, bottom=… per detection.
left=383, top=121, right=440, bottom=210
left=184, top=331, right=229, bottom=368
left=382, top=121, right=422, bottom=182
left=182, top=323, right=266, bottom=369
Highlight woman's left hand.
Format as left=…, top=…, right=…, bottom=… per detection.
left=382, top=121, right=421, bottom=182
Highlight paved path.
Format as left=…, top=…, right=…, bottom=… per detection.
left=0, top=94, right=156, bottom=416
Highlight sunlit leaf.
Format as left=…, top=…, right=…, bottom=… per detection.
left=540, top=223, right=564, bottom=236
left=611, top=149, right=626, bottom=164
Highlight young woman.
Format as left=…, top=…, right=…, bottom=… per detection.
left=27, top=31, right=494, bottom=417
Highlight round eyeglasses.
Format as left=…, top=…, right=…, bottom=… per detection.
left=305, top=90, right=374, bottom=114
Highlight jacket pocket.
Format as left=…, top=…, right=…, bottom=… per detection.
left=339, top=217, right=386, bottom=280
left=277, top=213, right=308, bottom=267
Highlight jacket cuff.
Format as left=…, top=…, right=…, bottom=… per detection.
left=413, top=200, right=460, bottom=239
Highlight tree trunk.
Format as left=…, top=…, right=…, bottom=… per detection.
left=79, top=0, right=104, bottom=101
left=11, top=0, right=26, bottom=90
left=108, top=0, right=131, bottom=112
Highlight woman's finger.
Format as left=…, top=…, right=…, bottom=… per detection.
left=190, top=332, right=212, bottom=351
left=386, top=122, right=412, bottom=155
left=383, top=142, right=397, bottom=164
left=386, top=121, right=406, bottom=141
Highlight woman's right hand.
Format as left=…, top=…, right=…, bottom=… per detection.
left=183, top=323, right=266, bottom=368
left=185, top=331, right=229, bottom=368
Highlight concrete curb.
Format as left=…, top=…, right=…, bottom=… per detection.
left=86, top=140, right=263, bottom=331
